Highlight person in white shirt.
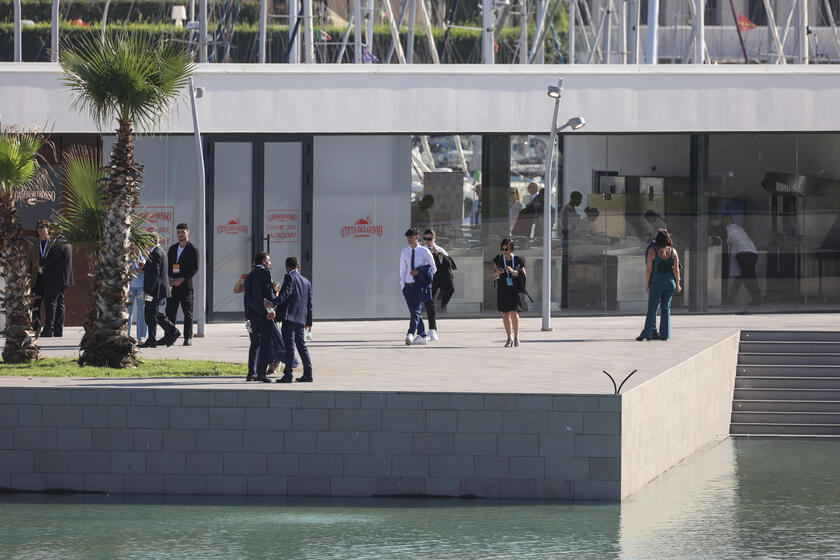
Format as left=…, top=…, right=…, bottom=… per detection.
left=400, top=227, right=437, bottom=345
left=722, top=214, right=762, bottom=305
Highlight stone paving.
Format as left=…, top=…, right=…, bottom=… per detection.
left=3, top=313, right=838, bottom=394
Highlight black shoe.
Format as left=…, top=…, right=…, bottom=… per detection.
left=245, top=375, right=257, bottom=382
left=40, top=331, right=53, bottom=338
left=276, top=375, right=294, bottom=383
left=183, top=339, right=192, bottom=346
left=138, top=339, right=157, bottom=348
left=636, top=335, right=648, bottom=342
left=256, top=376, right=272, bottom=383
left=295, top=375, right=313, bottom=383
left=651, top=331, right=661, bottom=340
left=54, top=331, right=63, bottom=338
left=163, top=330, right=182, bottom=347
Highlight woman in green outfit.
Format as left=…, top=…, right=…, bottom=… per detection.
left=637, top=230, right=681, bottom=341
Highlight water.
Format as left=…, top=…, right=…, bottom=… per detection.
left=1, top=439, right=839, bottom=559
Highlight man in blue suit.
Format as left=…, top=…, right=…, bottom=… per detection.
left=270, top=256, right=313, bottom=383
left=243, top=252, right=277, bottom=382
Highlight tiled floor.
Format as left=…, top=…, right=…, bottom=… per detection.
left=4, top=313, right=839, bottom=394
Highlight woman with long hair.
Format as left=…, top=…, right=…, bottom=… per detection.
left=492, top=238, right=526, bottom=347
left=637, top=230, right=681, bottom=341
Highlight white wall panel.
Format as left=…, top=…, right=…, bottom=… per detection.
left=5, top=64, right=840, bottom=135
left=312, top=135, right=410, bottom=319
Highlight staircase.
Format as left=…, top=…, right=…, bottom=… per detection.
left=730, top=330, right=840, bottom=436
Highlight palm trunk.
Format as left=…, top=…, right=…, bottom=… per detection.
left=0, top=184, right=40, bottom=363
left=78, top=120, right=141, bottom=368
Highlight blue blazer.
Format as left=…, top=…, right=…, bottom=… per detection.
left=244, top=266, right=273, bottom=320
left=413, top=264, right=434, bottom=303
left=272, top=269, right=313, bottom=326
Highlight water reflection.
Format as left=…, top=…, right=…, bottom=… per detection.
left=1, top=440, right=839, bottom=559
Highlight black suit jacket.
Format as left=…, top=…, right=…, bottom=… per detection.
left=143, top=245, right=170, bottom=300
left=167, top=242, right=199, bottom=290
left=32, top=240, right=74, bottom=294
left=272, top=269, right=313, bottom=326
left=243, top=266, right=273, bottom=321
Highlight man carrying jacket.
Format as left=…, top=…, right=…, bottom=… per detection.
left=269, top=256, right=313, bottom=383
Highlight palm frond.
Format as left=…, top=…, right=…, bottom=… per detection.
left=60, top=33, right=195, bottom=131
left=53, top=146, right=106, bottom=247
left=0, top=130, right=47, bottom=192
left=52, top=147, right=156, bottom=256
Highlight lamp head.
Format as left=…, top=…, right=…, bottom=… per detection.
left=547, top=85, right=563, bottom=99
left=195, top=87, right=205, bottom=98
left=568, top=116, right=586, bottom=130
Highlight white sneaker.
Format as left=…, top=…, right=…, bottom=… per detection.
left=405, top=333, right=414, bottom=346
left=412, top=335, right=428, bottom=345
left=428, top=329, right=438, bottom=341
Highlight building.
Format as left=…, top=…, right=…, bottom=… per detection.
left=2, top=63, right=839, bottom=322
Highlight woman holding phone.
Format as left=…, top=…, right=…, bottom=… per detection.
left=492, top=238, right=526, bottom=347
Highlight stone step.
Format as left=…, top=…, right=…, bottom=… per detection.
left=730, top=423, right=840, bottom=436
left=734, top=388, right=840, bottom=401
left=735, top=376, right=840, bottom=389
left=738, top=353, right=840, bottom=366
left=733, top=400, right=840, bottom=413
left=740, top=330, right=840, bottom=342
left=731, top=411, right=840, bottom=424
left=737, top=365, right=840, bottom=377
left=739, top=341, right=840, bottom=354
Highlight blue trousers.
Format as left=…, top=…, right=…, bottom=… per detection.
left=281, top=321, right=312, bottom=377
left=402, top=284, right=426, bottom=336
left=642, top=274, right=676, bottom=340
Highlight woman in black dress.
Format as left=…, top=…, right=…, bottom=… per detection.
left=492, top=238, right=526, bottom=347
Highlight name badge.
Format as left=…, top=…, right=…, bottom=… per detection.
left=38, top=266, right=44, bottom=275
left=505, top=277, right=514, bottom=287
left=172, top=264, right=181, bottom=274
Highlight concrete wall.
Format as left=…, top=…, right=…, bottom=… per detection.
left=620, top=332, right=740, bottom=499
left=2, top=64, right=840, bottom=134
left=0, top=388, right=621, bottom=500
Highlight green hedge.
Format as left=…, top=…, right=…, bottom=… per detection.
left=0, top=0, right=267, bottom=25
left=0, top=22, right=567, bottom=63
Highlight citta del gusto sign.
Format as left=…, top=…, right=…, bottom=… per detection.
left=341, top=216, right=383, bottom=238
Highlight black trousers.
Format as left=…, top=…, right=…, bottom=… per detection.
left=166, top=286, right=194, bottom=340
left=145, top=298, right=176, bottom=343
left=423, top=300, right=437, bottom=330
left=735, top=252, right=762, bottom=303
left=248, top=330, right=259, bottom=377
left=33, top=288, right=66, bottom=336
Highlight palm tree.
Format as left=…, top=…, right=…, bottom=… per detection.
left=60, top=33, right=193, bottom=368
left=0, top=130, right=49, bottom=363
left=52, top=147, right=155, bottom=356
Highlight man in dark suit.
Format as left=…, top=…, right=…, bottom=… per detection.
left=139, top=236, right=180, bottom=348
left=243, top=252, right=277, bottom=383
left=30, top=219, right=74, bottom=337
left=270, top=256, right=313, bottom=383
left=165, top=223, right=199, bottom=346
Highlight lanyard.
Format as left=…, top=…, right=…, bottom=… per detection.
left=502, top=254, right=514, bottom=275
left=40, top=240, right=50, bottom=259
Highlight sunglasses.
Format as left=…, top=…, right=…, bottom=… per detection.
left=423, top=236, right=433, bottom=241
left=502, top=247, right=512, bottom=252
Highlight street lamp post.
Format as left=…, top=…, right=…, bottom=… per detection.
left=542, top=78, right=585, bottom=331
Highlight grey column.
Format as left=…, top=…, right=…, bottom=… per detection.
left=482, top=0, right=496, bottom=63
left=689, top=134, right=709, bottom=312
left=694, top=0, right=704, bottom=63
left=481, top=135, right=512, bottom=308
left=13, top=0, right=21, bottom=62
left=646, top=0, right=658, bottom=63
